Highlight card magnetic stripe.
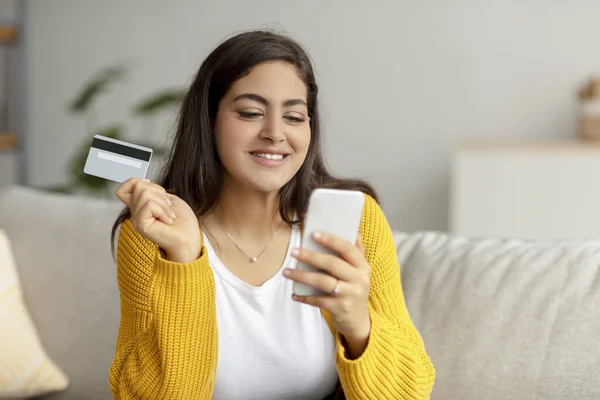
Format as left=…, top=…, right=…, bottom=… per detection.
left=91, top=138, right=152, bottom=161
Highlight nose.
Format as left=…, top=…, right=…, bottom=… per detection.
left=259, top=115, right=285, bottom=143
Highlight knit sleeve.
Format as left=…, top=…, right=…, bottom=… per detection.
left=335, top=195, right=435, bottom=399
left=108, top=219, right=218, bottom=399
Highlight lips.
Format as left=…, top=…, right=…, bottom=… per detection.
left=249, top=151, right=290, bottom=167
left=250, top=152, right=288, bottom=160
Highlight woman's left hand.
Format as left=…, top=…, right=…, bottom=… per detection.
left=284, top=231, right=372, bottom=342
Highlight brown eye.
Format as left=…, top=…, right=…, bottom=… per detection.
left=284, top=115, right=306, bottom=124
left=238, top=111, right=263, bottom=119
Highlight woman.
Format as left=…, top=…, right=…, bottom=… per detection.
left=108, top=30, right=435, bottom=399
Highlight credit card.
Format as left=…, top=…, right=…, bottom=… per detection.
left=83, top=135, right=153, bottom=183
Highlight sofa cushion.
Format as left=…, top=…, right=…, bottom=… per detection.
left=396, top=231, right=600, bottom=400
left=0, top=229, right=69, bottom=397
left=0, top=186, right=124, bottom=400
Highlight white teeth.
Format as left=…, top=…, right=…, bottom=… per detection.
left=253, top=153, right=284, bottom=160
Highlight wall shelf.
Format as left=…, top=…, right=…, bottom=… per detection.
left=0, top=25, right=16, bottom=44
left=0, top=1, right=23, bottom=188
left=0, top=132, right=17, bottom=149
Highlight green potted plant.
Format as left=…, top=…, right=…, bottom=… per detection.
left=45, top=64, right=183, bottom=195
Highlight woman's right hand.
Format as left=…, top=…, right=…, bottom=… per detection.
left=115, top=178, right=202, bottom=263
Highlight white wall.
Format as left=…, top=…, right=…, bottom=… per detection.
left=23, top=0, right=600, bottom=231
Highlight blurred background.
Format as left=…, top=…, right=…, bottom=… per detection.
left=2, top=0, right=600, bottom=236
left=5, top=2, right=600, bottom=399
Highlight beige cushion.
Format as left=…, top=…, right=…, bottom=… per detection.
left=0, top=186, right=123, bottom=400
left=0, top=229, right=68, bottom=397
left=395, top=231, right=600, bottom=400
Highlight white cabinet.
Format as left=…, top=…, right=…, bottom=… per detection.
left=450, top=142, right=600, bottom=240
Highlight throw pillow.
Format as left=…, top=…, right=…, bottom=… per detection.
left=0, top=229, right=68, bottom=397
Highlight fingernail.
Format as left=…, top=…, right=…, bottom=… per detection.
left=171, top=212, right=177, bottom=219
left=292, top=294, right=299, bottom=300
left=283, top=268, right=291, bottom=276
left=167, top=198, right=172, bottom=206
left=313, top=232, right=323, bottom=240
left=144, top=178, right=151, bottom=182
left=291, top=248, right=300, bottom=257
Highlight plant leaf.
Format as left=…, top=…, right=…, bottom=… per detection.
left=37, top=184, right=73, bottom=194
left=132, top=89, right=184, bottom=116
left=70, top=66, right=127, bottom=113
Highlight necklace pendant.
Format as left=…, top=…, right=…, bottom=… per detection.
left=251, top=257, right=258, bottom=263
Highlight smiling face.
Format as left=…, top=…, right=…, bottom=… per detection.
left=214, top=61, right=312, bottom=194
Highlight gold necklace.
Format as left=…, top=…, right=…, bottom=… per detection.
left=219, top=219, right=283, bottom=263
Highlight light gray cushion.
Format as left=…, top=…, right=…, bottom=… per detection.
left=396, top=231, right=600, bottom=400
left=6, top=183, right=600, bottom=399
left=0, top=185, right=124, bottom=400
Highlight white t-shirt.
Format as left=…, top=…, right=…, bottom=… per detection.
left=204, top=224, right=339, bottom=400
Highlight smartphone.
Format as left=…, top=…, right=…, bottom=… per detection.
left=292, top=188, right=365, bottom=297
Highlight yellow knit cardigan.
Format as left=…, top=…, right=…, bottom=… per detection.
left=108, top=194, right=435, bottom=399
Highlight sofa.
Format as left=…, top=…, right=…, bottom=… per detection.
left=0, top=185, right=599, bottom=399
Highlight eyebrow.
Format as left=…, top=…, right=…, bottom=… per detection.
left=233, top=93, right=307, bottom=108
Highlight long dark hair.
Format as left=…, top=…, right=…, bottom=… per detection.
left=110, top=29, right=377, bottom=256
